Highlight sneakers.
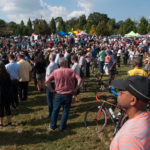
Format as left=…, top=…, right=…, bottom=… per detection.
left=49, top=127, right=55, bottom=132
left=48, top=124, right=55, bottom=131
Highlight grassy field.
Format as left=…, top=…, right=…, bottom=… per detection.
left=0, top=64, right=130, bottom=150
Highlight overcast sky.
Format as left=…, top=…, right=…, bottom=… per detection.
left=0, top=0, right=149, bottom=24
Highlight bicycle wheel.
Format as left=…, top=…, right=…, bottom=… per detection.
left=84, top=105, right=107, bottom=133
left=119, top=114, right=128, bottom=128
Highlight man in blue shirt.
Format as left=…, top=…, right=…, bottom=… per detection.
left=108, top=50, right=116, bottom=85
left=45, top=53, right=58, bottom=118
left=6, top=54, right=20, bottom=107
left=90, top=46, right=97, bottom=73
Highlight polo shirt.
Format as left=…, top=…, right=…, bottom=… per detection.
left=99, top=50, right=106, bottom=62
left=47, top=67, right=81, bottom=94
left=5, top=61, right=20, bottom=80
left=17, top=59, right=32, bottom=82
left=128, top=67, right=148, bottom=77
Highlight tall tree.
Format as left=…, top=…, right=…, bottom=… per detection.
left=89, top=25, right=96, bottom=35
left=33, top=19, right=40, bottom=34
left=138, top=17, right=148, bottom=34
left=20, top=20, right=24, bottom=26
left=39, top=19, right=49, bottom=35
left=0, top=19, right=6, bottom=27
left=65, top=17, right=79, bottom=32
left=49, top=18, right=56, bottom=34
left=87, top=12, right=109, bottom=27
left=107, top=19, right=116, bottom=35
left=85, top=20, right=92, bottom=33
left=7, top=21, right=17, bottom=34
left=27, top=18, right=33, bottom=35
left=147, top=24, right=150, bottom=33
left=96, top=21, right=109, bottom=36
left=117, top=24, right=124, bottom=35
left=78, top=15, right=87, bottom=30
left=20, top=20, right=26, bottom=35
left=123, top=18, right=137, bottom=34
left=56, top=17, right=66, bottom=32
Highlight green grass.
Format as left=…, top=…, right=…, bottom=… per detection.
left=0, top=64, right=130, bottom=150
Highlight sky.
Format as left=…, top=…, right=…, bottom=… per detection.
left=0, top=0, right=150, bottom=24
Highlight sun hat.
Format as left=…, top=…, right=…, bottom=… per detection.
left=112, top=76, right=150, bottom=103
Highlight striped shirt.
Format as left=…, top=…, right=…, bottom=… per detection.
left=110, top=112, right=150, bottom=150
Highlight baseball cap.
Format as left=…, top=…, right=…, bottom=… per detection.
left=107, top=50, right=112, bottom=54
left=112, top=76, right=150, bottom=103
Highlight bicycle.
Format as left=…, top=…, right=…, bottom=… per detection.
left=84, top=93, right=127, bottom=135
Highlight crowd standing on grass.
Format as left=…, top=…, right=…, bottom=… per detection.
left=0, top=34, right=150, bottom=147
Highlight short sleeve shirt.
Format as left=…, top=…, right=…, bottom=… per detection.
left=17, top=59, right=32, bottom=82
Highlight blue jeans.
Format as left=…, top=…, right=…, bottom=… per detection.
left=46, top=83, right=54, bottom=117
left=99, top=61, right=104, bottom=73
left=50, top=94, right=72, bottom=131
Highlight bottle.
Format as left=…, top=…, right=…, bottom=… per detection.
left=109, top=108, right=115, bottom=119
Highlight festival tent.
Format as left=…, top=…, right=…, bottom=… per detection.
left=77, top=31, right=88, bottom=36
left=125, top=31, right=140, bottom=37
left=144, top=33, right=150, bottom=37
left=58, top=31, right=69, bottom=36
left=31, top=33, right=38, bottom=40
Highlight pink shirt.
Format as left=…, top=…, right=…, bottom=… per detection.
left=47, top=67, right=81, bottom=94
left=110, top=112, right=150, bottom=150
left=105, top=55, right=110, bottom=64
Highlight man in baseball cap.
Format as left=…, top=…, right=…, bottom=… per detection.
left=110, top=76, right=150, bottom=150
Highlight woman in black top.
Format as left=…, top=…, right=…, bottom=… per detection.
left=0, top=61, right=12, bottom=128
left=34, top=52, right=46, bottom=91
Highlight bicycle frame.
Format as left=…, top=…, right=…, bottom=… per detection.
left=95, top=94, right=127, bottom=135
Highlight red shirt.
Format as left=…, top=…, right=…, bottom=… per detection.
left=47, top=67, right=81, bottom=94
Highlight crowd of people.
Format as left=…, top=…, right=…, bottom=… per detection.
left=0, top=34, right=150, bottom=149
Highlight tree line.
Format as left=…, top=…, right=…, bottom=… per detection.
left=0, top=12, right=150, bottom=36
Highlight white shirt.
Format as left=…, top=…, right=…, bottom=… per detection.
left=72, top=63, right=80, bottom=75
left=117, top=49, right=122, bottom=57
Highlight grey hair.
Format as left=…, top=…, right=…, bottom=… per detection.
left=49, top=53, right=56, bottom=62
left=58, top=57, right=68, bottom=67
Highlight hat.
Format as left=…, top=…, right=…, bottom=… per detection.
left=87, top=48, right=91, bottom=51
left=107, top=50, right=112, bottom=54
left=112, top=76, right=150, bottom=103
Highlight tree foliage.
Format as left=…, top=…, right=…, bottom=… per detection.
left=138, top=17, right=148, bottom=34
left=65, top=18, right=79, bottom=32
left=49, top=18, right=56, bottom=34
left=78, top=15, right=87, bottom=30
left=96, top=21, right=109, bottom=36
left=56, top=17, right=66, bottom=32
left=0, top=19, right=6, bottom=27
left=27, top=18, right=33, bottom=35
left=107, top=19, right=116, bottom=35
left=123, top=18, right=137, bottom=34
left=89, top=25, right=96, bottom=35
left=1, top=12, right=150, bottom=36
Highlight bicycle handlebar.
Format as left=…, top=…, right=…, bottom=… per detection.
left=96, top=94, right=107, bottom=103
left=109, top=87, right=118, bottom=96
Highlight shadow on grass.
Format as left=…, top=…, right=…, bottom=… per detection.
left=0, top=128, right=76, bottom=146
left=12, top=95, right=47, bottom=116
left=17, top=111, right=80, bottom=126
left=12, top=107, right=43, bottom=116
